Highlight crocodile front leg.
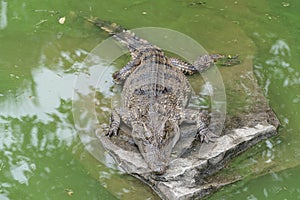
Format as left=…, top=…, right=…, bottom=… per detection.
left=181, top=109, right=216, bottom=143
left=170, top=54, right=240, bottom=75
left=107, top=108, right=133, bottom=137
left=107, top=109, right=121, bottom=136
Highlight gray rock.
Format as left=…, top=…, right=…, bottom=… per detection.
left=99, top=122, right=277, bottom=199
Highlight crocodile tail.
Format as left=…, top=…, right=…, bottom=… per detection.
left=85, top=16, right=126, bottom=35
left=85, top=16, right=156, bottom=55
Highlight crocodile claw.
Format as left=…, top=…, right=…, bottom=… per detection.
left=198, top=128, right=218, bottom=143
left=106, top=111, right=120, bottom=137
left=106, top=126, right=118, bottom=137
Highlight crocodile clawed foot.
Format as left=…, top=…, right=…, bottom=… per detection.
left=106, top=120, right=119, bottom=137
left=106, top=109, right=121, bottom=137
left=198, top=128, right=218, bottom=143
left=106, top=127, right=118, bottom=137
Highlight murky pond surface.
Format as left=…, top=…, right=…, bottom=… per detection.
left=0, top=0, right=299, bottom=199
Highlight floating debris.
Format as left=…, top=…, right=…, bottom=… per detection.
left=33, top=9, right=58, bottom=14
left=58, top=17, right=66, bottom=24
left=64, top=188, right=74, bottom=196
left=35, top=19, right=48, bottom=27
left=282, top=2, right=290, bottom=7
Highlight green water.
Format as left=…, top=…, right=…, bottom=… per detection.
left=0, top=0, right=299, bottom=199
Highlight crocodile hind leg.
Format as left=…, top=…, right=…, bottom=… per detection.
left=112, top=58, right=141, bottom=84
left=170, top=54, right=240, bottom=75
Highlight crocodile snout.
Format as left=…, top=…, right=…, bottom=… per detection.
left=143, top=147, right=169, bottom=175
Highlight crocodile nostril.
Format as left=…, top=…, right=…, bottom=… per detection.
left=150, top=163, right=168, bottom=175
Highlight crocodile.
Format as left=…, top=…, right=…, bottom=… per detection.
left=87, top=17, right=239, bottom=174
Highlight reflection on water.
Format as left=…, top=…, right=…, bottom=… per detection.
left=1, top=67, right=75, bottom=119
left=0, top=23, right=121, bottom=198
left=0, top=96, right=118, bottom=199
left=211, top=165, right=300, bottom=199
left=266, top=40, right=300, bottom=87
left=254, top=36, right=300, bottom=125
left=263, top=139, right=275, bottom=164
left=0, top=0, right=7, bottom=30
left=269, top=40, right=290, bottom=56
left=255, top=39, right=294, bottom=95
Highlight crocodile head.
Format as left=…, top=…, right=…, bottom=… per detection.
left=132, top=119, right=180, bottom=174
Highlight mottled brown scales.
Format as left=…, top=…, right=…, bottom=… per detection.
left=87, top=17, right=239, bottom=174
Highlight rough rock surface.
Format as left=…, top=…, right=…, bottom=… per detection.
left=99, top=124, right=277, bottom=199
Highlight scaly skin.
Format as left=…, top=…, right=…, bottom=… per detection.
left=87, top=17, right=239, bottom=174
